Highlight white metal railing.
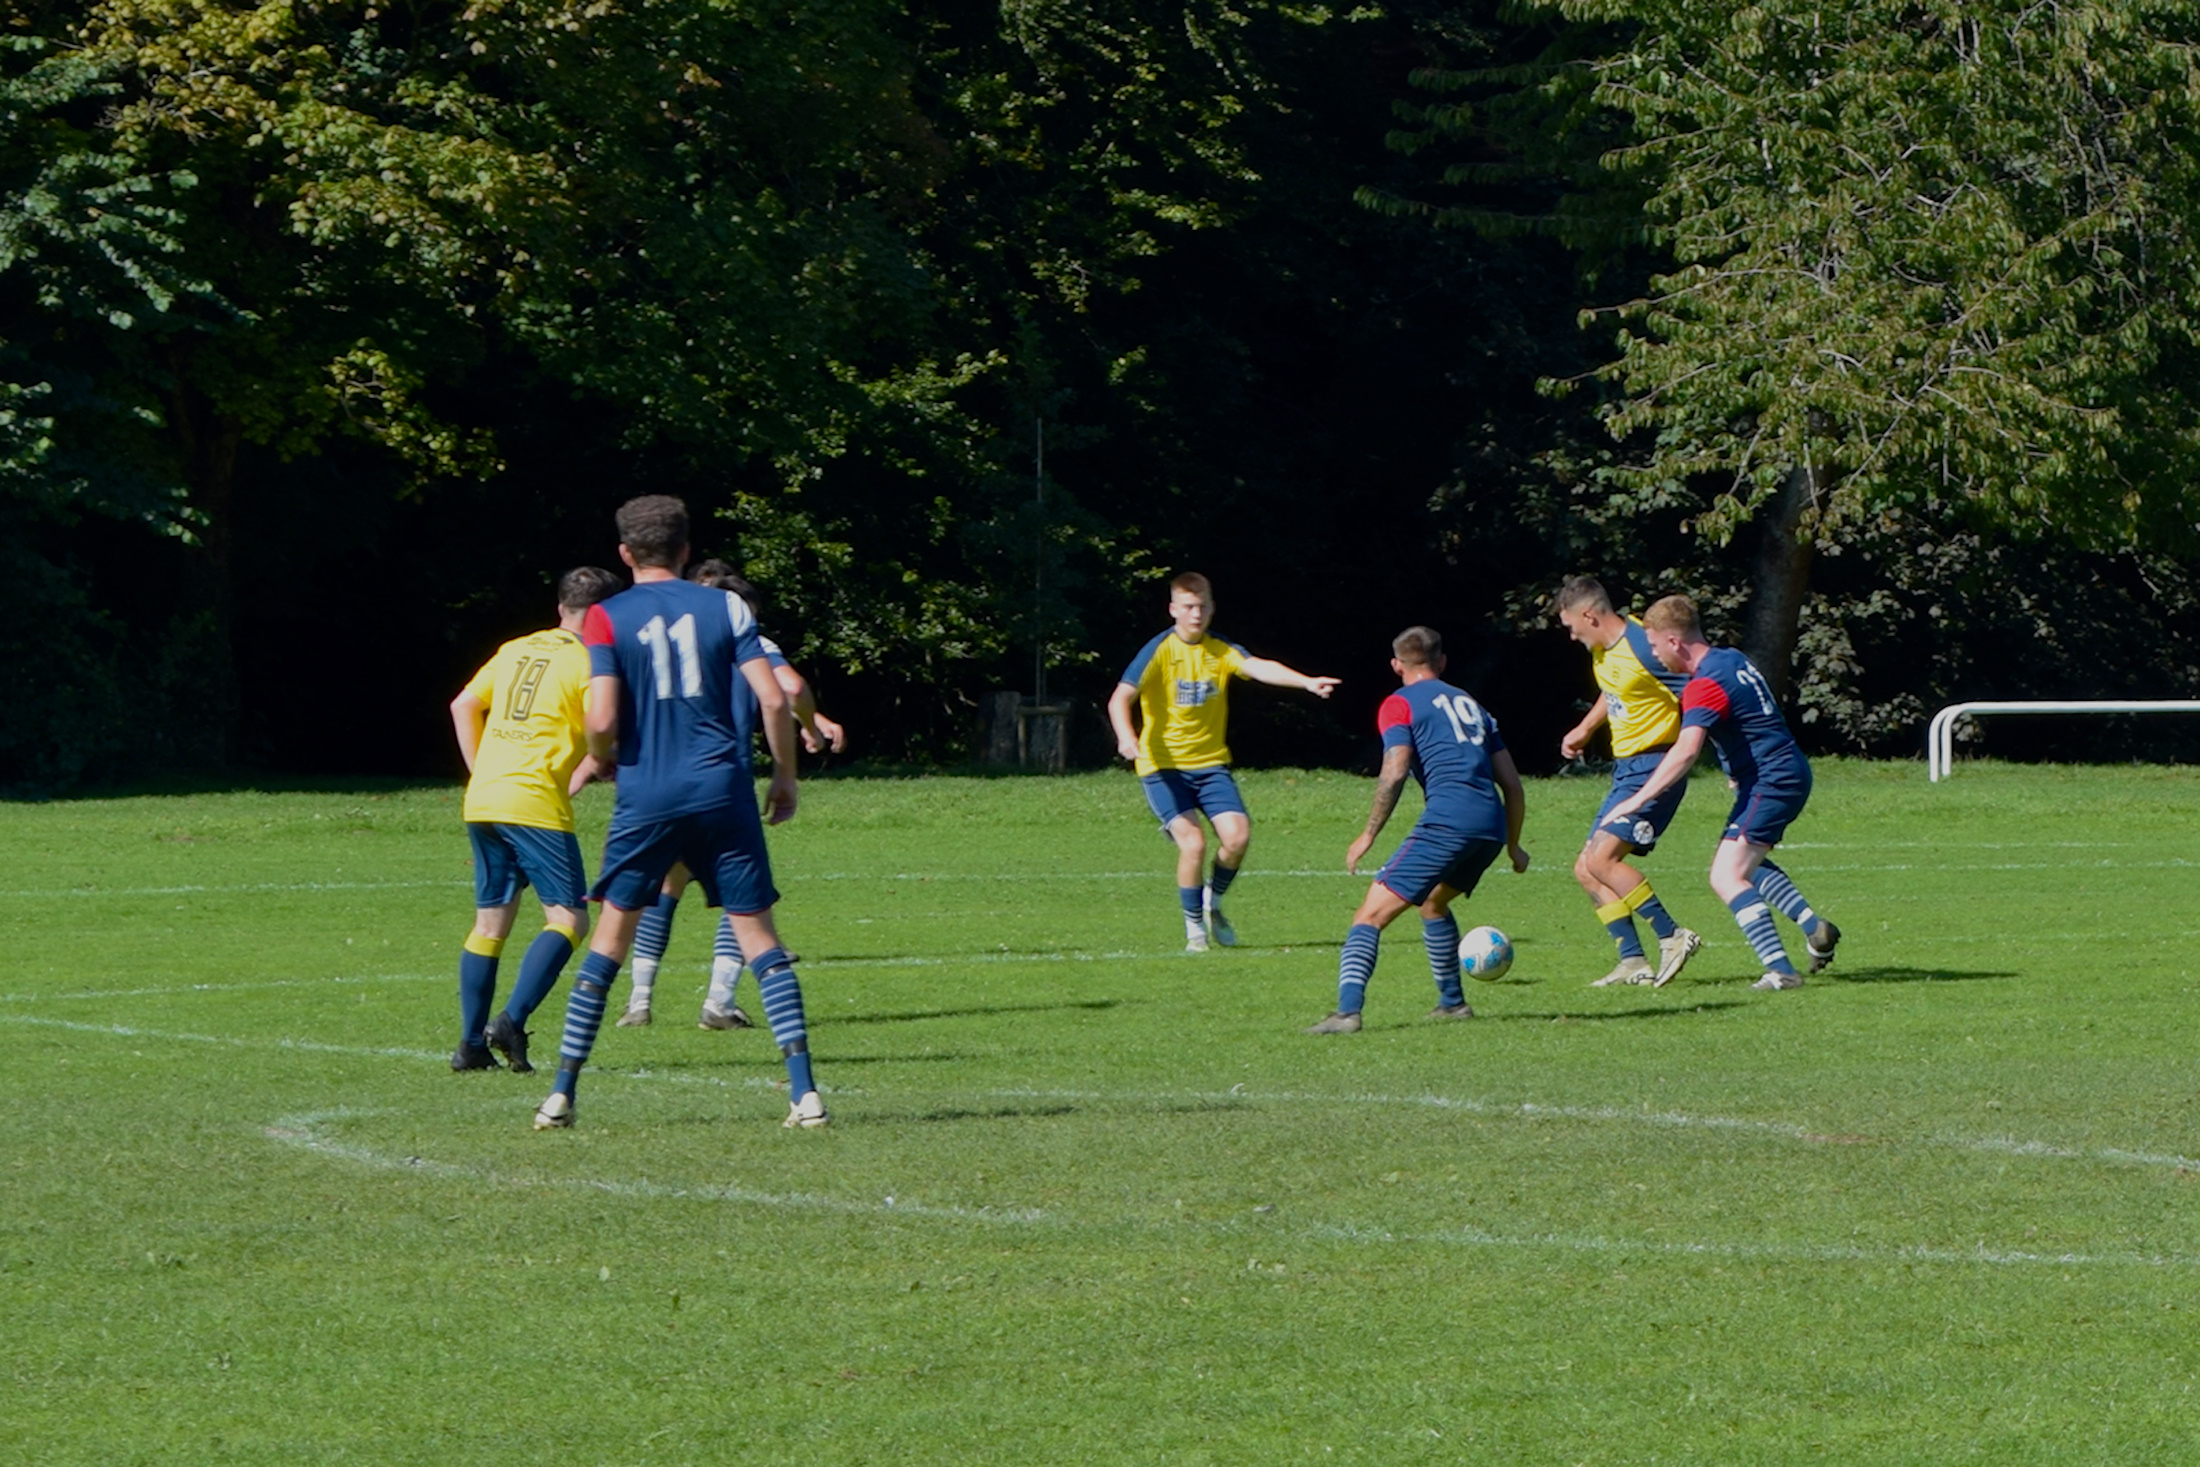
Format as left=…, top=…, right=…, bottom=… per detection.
left=1927, top=700, right=2200, bottom=781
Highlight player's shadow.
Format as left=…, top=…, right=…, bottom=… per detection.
left=829, top=998, right=1128, bottom=1026
left=895, top=1102, right=1081, bottom=1124
left=1824, top=966, right=2018, bottom=984
left=1488, top=999, right=1750, bottom=1023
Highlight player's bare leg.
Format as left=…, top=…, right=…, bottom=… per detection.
left=726, top=907, right=826, bottom=1126
left=1167, top=815, right=1212, bottom=951
left=1205, top=810, right=1250, bottom=947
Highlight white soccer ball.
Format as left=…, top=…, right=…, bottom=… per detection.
left=1459, top=925, right=1514, bottom=982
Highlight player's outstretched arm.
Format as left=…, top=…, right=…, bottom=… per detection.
left=772, top=663, right=844, bottom=754
left=1560, top=699, right=1608, bottom=762
left=1607, top=725, right=1706, bottom=821
left=1491, top=748, right=1531, bottom=874
left=1345, top=745, right=1414, bottom=874
left=1240, top=657, right=1340, bottom=698
left=1107, top=681, right=1142, bottom=764
left=742, top=655, right=800, bottom=824
left=450, top=689, right=488, bottom=774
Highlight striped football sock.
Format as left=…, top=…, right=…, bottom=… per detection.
left=1754, top=861, right=1821, bottom=935
left=553, top=950, right=622, bottom=1098
left=707, top=914, right=747, bottom=1012
left=627, top=890, right=681, bottom=1005
left=1336, top=923, right=1381, bottom=1015
left=1422, top=915, right=1463, bottom=1008
left=751, top=947, right=816, bottom=1096
left=1726, top=888, right=1793, bottom=974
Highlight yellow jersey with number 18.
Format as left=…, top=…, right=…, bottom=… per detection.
left=460, top=628, right=593, bottom=831
left=1590, top=616, right=1687, bottom=758
left=1120, top=631, right=1250, bottom=776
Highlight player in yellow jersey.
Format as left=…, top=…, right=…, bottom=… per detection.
left=1108, top=572, right=1340, bottom=951
left=446, top=566, right=622, bottom=1073
left=1556, top=576, right=1704, bottom=987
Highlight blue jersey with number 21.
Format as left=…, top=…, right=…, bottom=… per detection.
left=582, top=579, right=769, bottom=822
left=1375, top=679, right=1510, bottom=841
left=1679, top=647, right=1809, bottom=787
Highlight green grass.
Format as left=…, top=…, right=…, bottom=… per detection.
left=6, top=762, right=2200, bottom=1464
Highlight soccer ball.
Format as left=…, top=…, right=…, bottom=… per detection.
left=1459, top=925, right=1513, bottom=982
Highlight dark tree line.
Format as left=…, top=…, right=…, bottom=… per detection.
left=8, top=0, right=2200, bottom=790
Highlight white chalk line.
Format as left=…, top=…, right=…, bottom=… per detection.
left=12, top=1006, right=2193, bottom=1180
left=261, top=1109, right=1043, bottom=1225
left=5, top=852, right=2196, bottom=903
left=259, top=1107, right=2200, bottom=1270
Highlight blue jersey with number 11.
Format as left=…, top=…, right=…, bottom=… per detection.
left=1375, top=679, right=1510, bottom=841
left=582, top=579, right=769, bottom=822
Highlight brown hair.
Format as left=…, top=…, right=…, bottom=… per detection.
left=687, top=557, right=760, bottom=613
left=1392, top=626, right=1443, bottom=666
left=1555, top=575, right=1612, bottom=615
left=615, top=495, right=689, bottom=568
left=556, top=566, right=622, bottom=611
left=1169, top=571, right=1213, bottom=601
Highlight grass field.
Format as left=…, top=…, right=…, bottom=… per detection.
left=6, top=761, right=2200, bottom=1464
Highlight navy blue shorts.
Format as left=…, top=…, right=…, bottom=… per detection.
left=468, top=823, right=587, bottom=910
left=1376, top=827, right=1503, bottom=907
left=1723, top=771, right=1812, bottom=847
left=1592, top=750, right=1688, bottom=854
left=592, top=801, right=780, bottom=915
left=1141, top=766, right=1247, bottom=829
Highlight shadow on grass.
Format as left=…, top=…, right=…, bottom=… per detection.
left=1826, top=966, right=2019, bottom=984
left=1487, top=999, right=1750, bottom=1023
left=896, top=1103, right=1081, bottom=1124
left=829, top=998, right=1128, bottom=1026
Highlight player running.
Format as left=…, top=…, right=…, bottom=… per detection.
left=1305, top=627, right=1529, bottom=1033
left=447, top=566, right=621, bottom=1073
left=1606, top=595, right=1840, bottom=991
left=618, top=559, right=844, bottom=1031
left=533, top=495, right=827, bottom=1130
left=1108, top=572, right=1339, bottom=952
left=1555, top=576, right=1703, bottom=987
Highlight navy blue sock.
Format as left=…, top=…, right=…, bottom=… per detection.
left=1755, top=861, right=1821, bottom=935
left=1178, top=886, right=1203, bottom=920
left=458, top=934, right=502, bottom=1047
left=1207, top=862, right=1239, bottom=901
left=1336, top=923, right=1380, bottom=1014
left=504, top=925, right=577, bottom=1025
left=1631, top=887, right=1679, bottom=941
left=1422, top=915, right=1463, bottom=1008
left=554, top=950, right=622, bottom=1098
left=1597, top=898, right=1646, bottom=960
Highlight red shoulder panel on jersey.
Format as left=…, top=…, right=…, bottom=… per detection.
left=1376, top=693, right=1413, bottom=733
left=1681, top=676, right=1730, bottom=716
left=581, top=603, right=615, bottom=646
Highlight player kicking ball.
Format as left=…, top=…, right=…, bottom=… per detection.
left=1108, top=571, right=1339, bottom=952
left=533, top=495, right=828, bottom=1130
left=1605, top=595, right=1840, bottom=991
left=1305, top=628, right=1529, bottom=1033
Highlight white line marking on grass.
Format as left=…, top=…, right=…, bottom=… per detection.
left=1, top=1012, right=447, bottom=1062
left=0, top=973, right=444, bottom=1004
left=1310, top=1222, right=2200, bottom=1271
left=261, top=1110, right=1044, bottom=1225
left=0, top=879, right=468, bottom=900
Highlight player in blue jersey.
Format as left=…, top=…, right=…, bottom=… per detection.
left=617, top=560, right=844, bottom=1030
left=532, top=495, right=829, bottom=1129
left=1305, top=627, right=1530, bottom=1033
left=1606, top=595, right=1840, bottom=991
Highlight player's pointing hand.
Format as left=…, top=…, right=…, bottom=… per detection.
left=1304, top=675, right=1341, bottom=699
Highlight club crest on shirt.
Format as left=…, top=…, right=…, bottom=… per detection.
left=1173, top=678, right=1219, bottom=708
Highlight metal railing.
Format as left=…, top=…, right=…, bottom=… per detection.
left=1927, top=700, right=2200, bottom=781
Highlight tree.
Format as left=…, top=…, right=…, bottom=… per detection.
left=1449, top=1, right=2200, bottom=693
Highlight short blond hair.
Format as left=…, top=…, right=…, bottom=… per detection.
left=1640, top=594, right=1702, bottom=640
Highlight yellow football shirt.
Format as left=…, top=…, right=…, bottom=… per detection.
left=1121, top=631, right=1250, bottom=775
left=460, top=628, right=593, bottom=831
left=1590, top=616, right=1685, bottom=758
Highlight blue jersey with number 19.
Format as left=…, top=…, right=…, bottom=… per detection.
left=1375, top=679, right=1510, bottom=841
left=583, top=580, right=769, bottom=822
